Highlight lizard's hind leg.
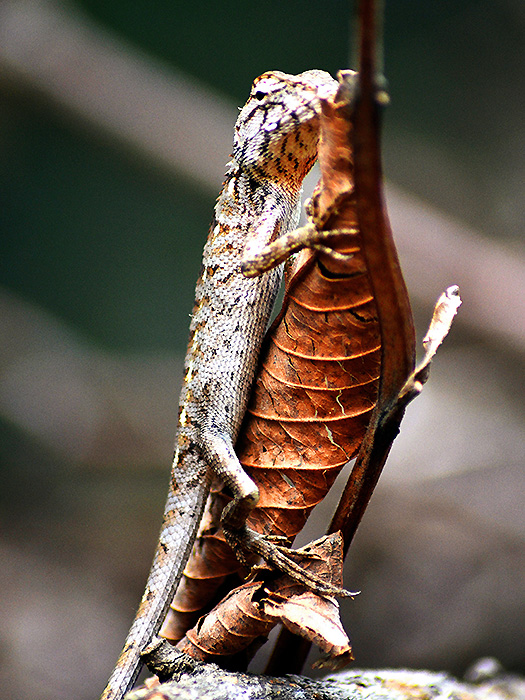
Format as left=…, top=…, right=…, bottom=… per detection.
left=201, top=428, right=352, bottom=597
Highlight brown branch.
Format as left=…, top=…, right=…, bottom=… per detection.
left=329, top=0, right=415, bottom=553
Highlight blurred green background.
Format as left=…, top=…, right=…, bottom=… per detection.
left=3, top=0, right=523, bottom=351
left=1, top=2, right=523, bottom=699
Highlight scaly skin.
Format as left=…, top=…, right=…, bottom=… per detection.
left=100, top=69, right=338, bottom=700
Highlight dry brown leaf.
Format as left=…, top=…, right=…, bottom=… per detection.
left=173, top=533, right=353, bottom=668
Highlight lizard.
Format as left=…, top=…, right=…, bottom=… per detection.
left=100, top=69, right=339, bottom=700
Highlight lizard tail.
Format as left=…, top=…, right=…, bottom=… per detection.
left=100, top=460, right=211, bottom=700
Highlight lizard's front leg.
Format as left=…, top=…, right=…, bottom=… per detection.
left=241, top=223, right=358, bottom=277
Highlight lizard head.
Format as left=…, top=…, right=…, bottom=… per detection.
left=231, top=70, right=340, bottom=191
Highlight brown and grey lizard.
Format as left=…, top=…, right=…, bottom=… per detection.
left=100, top=69, right=339, bottom=700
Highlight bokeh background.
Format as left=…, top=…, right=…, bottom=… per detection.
left=1, top=2, right=524, bottom=699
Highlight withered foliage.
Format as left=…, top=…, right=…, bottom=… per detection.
left=172, top=534, right=353, bottom=668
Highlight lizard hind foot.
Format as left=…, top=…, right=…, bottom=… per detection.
left=224, top=525, right=356, bottom=598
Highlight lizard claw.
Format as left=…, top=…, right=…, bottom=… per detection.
left=262, top=533, right=292, bottom=545
left=224, top=525, right=356, bottom=598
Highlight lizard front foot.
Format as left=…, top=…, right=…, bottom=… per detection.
left=241, top=224, right=359, bottom=277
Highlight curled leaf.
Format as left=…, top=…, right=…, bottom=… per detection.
left=173, top=533, right=353, bottom=668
